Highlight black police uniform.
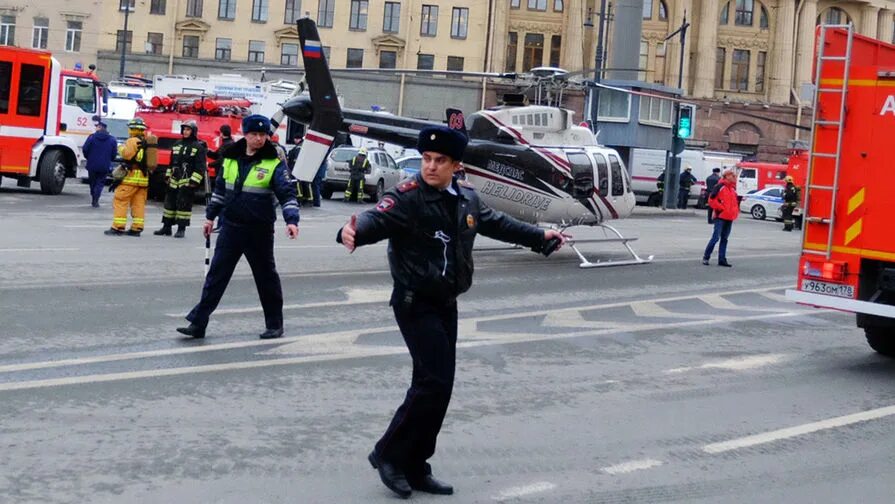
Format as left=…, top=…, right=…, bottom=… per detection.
left=704, top=172, right=721, bottom=223
left=782, top=182, right=800, bottom=231
left=678, top=169, right=698, bottom=209
left=341, top=172, right=548, bottom=480
left=183, top=136, right=299, bottom=337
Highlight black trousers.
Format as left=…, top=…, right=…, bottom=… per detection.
left=375, top=294, right=458, bottom=477
left=186, top=221, right=283, bottom=330
left=782, top=203, right=795, bottom=229
left=162, top=185, right=197, bottom=226
left=87, top=171, right=106, bottom=205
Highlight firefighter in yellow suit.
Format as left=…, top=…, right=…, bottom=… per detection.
left=105, top=118, right=156, bottom=237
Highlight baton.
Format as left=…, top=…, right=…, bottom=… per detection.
left=204, top=169, right=212, bottom=277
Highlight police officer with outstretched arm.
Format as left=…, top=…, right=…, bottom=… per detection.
left=177, top=114, right=299, bottom=340
left=338, top=125, right=568, bottom=499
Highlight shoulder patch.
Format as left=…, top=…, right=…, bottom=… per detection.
left=376, top=196, right=397, bottom=212
left=396, top=179, right=419, bottom=193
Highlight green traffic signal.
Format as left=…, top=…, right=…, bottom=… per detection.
left=677, top=105, right=694, bottom=139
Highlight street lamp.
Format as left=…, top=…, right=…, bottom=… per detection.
left=661, top=11, right=690, bottom=210
left=119, top=0, right=131, bottom=78
left=587, top=0, right=609, bottom=134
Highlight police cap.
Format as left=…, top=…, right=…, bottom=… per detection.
left=242, top=114, right=271, bottom=135
left=418, top=125, right=468, bottom=161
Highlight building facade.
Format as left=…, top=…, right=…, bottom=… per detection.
left=0, top=0, right=102, bottom=71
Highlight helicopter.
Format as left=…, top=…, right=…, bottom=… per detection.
left=283, top=18, right=652, bottom=268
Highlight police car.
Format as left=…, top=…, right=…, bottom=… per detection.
left=739, top=185, right=785, bottom=221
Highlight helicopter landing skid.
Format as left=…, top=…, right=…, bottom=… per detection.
left=564, top=223, right=654, bottom=269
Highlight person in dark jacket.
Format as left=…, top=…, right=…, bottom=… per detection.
left=83, top=121, right=118, bottom=207
left=177, top=115, right=299, bottom=341
left=286, top=134, right=315, bottom=206
left=782, top=176, right=801, bottom=231
left=678, top=165, right=698, bottom=209
left=704, top=167, right=721, bottom=223
left=338, top=125, right=568, bottom=499
left=155, top=120, right=207, bottom=238
left=703, top=168, right=739, bottom=267
left=344, top=147, right=369, bottom=202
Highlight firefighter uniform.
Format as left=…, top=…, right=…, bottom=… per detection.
left=105, top=118, right=154, bottom=237
left=340, top=126, right=551, bottom=498
left=156, top=120, right=207, bottom=238
left=344, top=149, right=369, bottom=202
left=178, top=115, right=299, bottom=340
left=782, top=177, right=801, bottom=232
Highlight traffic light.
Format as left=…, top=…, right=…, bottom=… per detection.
left=677, top=103, right=695, bottom=139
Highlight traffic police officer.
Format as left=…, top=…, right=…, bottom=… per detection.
left=704, top=167, right=721, bottom=223
left=177, top=114, right=300, bottom=340
left=155, top=120, right=207, bottom=238
left=344, top=147, right=369, bottom=202
left=679, top=165, right=698, bottom=209
left=338, top=125, right=568, bottom=499
left=782, top=175, right=801, bottom=232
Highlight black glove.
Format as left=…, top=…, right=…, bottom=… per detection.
left=108, top=180, right=120, bottom=192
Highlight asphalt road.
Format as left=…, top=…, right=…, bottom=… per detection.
left=2, top=180, right=893, bottom=503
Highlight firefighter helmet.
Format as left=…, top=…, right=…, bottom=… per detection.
left=181, top=120, right=198, bottom=135
left=358, top=147, right=368, bottom=156
left=127, top=118, right=147, bottom=130
left=785, top=175, right=794, bottom=183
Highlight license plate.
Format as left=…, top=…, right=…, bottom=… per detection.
left=800, top=279, right=855, bottom=299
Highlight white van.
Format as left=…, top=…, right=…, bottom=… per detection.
left=629, top=148, right=741, bottom=206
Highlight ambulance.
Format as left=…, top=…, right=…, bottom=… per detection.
left=0, top=46, right=103, bottom=194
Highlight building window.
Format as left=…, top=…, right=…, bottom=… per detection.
left=658, top=0, right=667, bottom=20
left=146, top=32, right=163, bottom=54
left=643, top=0, right=652, bottom=19
left=248, top=40, right=265, bottom=62
left=760, top=6, right=769, bottom=29
left=186, top=0, right=203, bottom=17
left=380, top=50, right=397, bottom=69
left=417, top=53, right=434, bottom=70
left=655, top=41, right=666, bottom=83
left=31, top=18, right=48, bottom=50
left=322, top=46, right=331, bottom=60
left=451, top=8, right=468, bottom=39
left=522, top=33, right=544, bottom=72
left=347, top=48, right=363, bottom=68
left=285, top=0, right=301, bottom=23
left=731, top=48, right=749, bottom=91
left=0, top=16, right=15, bottom=46
left=119, top=0, right=135, bottom=11
left=383, top=2, right=400, bottom=33
left=182, top=35, right=199, bottom=58
left=318, top=0, right=335, bottom=28
left=554, top=0, right=563, bottom=12
left=349, top=0, right=368, bottom=30
left=639, top=40, right=648, bottom=80
left=735, top=0, right=754, bottom=27
left=756, top=51, right=766, bottom=92
left=421, top=5, right=438, bottom=36
left=511, top=0, right=521, bottom=8
left=818, top=7, right=849, bottom=25
left=720, top=3, right=729, bottom=25
left=715, top=47, right=725, bottom=89
left=65, top=21, right=81, bottom=52
left=447, top=56, right=464, bottom=72
left=219, top=0, right=236, bottom=20
left=215, top=38, right=232, bottom=61
left=597, top=89, right=630, bottom=121
left=116, top=30, right=133, bottom=53
left=505, top=31, right=518, bottom=72
left=638, top=96, right=672, bottom=126
left=280, top=42, right=299, bottom=66
left=550, top=35, right=561, bottom=68
left=528, top=0, right=547, bottom=11
left=252, top=0, right=269, bottom=22
left=150, top=0, right=167, bottom=14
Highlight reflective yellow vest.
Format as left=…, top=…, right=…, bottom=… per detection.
left=221, top=156, right=279, bottom=193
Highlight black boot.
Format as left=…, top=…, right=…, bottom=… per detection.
left=154, top=224, right=172, bottom=236
left=125, top=229, right=142, bottom=237
left=176, top=323, right=206, bottom=339
left=104, top=228, right=124, bottom=236
left=259, top=327, right=284, bottom=340
left=174, top=225, right=186, bottom=238
left=368, top=451, right=411, bottom=499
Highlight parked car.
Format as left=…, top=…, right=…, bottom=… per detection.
left=395, top=155, right=422, bottom=180
left=321, top=146, right=402, bottom=202
left=739, top=185, right=785, bottom=221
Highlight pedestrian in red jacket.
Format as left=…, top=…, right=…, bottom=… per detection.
left=703, top=168, right=739, bottom=267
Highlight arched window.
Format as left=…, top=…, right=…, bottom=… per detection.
left=818, top=7, right=850, bottom=25
left=735, top=0, right=754, bottom=27
left=720, top=3, right=729, bottom=25
left=760, top=6, right=769, bottom=29
left=658, top=0, right=667, bottom=21
left=643, top=0, right=652, bottom=20
left=642, top=1, right=667, bottom=21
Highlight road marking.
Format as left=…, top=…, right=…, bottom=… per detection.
left=601, top=458, right=663, bottom=475
left=758, top=290, right=791, bottom=303
left=664, top=354, right=787, bottom=374
left=63, top=224, right=113, bottom=228
left=164, top=287, right=391, bottom=317
left=703, top=404, right=895, bottom=454
left=697, top=294, right=741, bottom=310
left=493, top=481, right=556, bottom=500
left=630, top=301, right=703, bottom=319
left=0, top=310, right=822, bottom=392
left=0, top=247, right=79, bottom=253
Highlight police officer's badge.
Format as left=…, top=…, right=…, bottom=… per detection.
left=256, top=168, right=268, bottom=180
left=377, top=196, right=396, bottom=212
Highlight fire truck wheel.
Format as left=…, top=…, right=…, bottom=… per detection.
left=39, top=150, right=68, bottom=195
left=865, top=328, right=895, bottom=357
left=750, top=205, right=767, bottom=220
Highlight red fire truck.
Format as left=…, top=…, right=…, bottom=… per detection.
left=0, top=46, right=103, bottom=194
left=786, top=25, right=895, bottom=356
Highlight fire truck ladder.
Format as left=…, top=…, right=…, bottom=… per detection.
left=802, top=24, right=854, bottom=259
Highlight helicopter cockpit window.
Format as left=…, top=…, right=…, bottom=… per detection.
left=593, top=153, right=609, bottom=197
left=566, top=152, right=595, bottom=199
left=608, top=154, right=624, bottom=196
